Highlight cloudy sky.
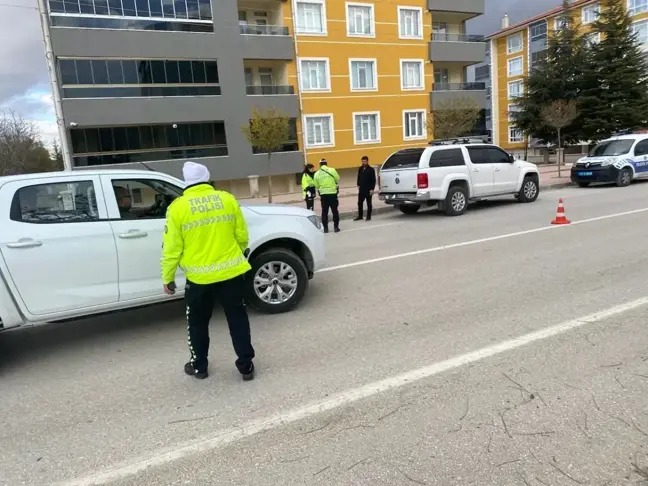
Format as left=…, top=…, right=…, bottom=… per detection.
left=0, top=0, right=558, bottom=146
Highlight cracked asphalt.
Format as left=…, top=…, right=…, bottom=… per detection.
left=2, top=183, right=648, bottom=486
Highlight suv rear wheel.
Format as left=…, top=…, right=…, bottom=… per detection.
left=246, top=248, right=308, bottom=314
left=398, top=205, right=420, bottom=215
left=444, top=186, right=468, bottom=216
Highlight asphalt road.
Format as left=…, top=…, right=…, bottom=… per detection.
left=2, top=183, right=648, bottom=486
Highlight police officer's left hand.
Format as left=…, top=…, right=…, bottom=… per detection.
left=163, top=282, right=176, bottom=295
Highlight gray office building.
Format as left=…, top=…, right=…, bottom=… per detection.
left=42, top=0, right=302, bottom=191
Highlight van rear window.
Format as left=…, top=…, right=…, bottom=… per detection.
left=381, top=148, right=424, bottom=170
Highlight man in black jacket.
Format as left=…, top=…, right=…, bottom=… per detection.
left=354, top=156, right=376, bottom=221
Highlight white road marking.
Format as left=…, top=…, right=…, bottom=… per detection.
left=319, top=206, right=648, bottom=273
left=335, top=222, right=400, bottom=233
left=59, top=297, right=648, bottom=486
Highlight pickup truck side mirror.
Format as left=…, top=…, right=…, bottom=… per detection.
left=508, top=153, right=516, bottom=163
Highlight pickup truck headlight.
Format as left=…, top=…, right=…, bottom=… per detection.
left=307, top=215, right=322, bottom=230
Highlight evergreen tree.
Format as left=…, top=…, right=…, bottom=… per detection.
left=578, top=0, right=648, bottom=142
left=513, top=0, right=587, bottom=145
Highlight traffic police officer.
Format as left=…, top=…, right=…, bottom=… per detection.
left=162, top=161, right=255, bottom=381
left=301, top=163, right=316, bottom=211
left=314, top=158, right=341, bottom=233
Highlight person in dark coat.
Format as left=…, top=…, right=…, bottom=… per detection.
left=354, top=156, right=376, bottom=221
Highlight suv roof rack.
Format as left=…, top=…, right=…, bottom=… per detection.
left=428, top=136, right=489, bottom=146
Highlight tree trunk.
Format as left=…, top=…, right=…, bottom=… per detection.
left=523, top=134, right=529, bottom=161
left=557, top=127, right=562, bottom=178
left=267, top=152, right=273, bottom=203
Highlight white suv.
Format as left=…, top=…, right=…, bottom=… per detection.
left=378, top=141, right=540, bottom=216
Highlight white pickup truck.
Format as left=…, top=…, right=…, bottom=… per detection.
left=0, top=169, right=326, bottom=331
left=378, top=142, right=540, bottom=216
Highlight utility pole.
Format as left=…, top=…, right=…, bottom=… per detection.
left=35, top=0, right=73, bottom=171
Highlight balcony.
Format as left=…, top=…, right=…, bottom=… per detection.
left=430, top=82, right=487, bottom=110
left=238, top=1, right=293, bottom=60
left=429, top=33, right=487, bottom=65
left=243, top=60, right=298, bottom=116
left=246, top=85, right=295, bottom=95
left=427, top=0, right=484, bottom=20
left=239, top=24, right=289, bottom=36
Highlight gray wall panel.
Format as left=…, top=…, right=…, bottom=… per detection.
left=430, top=90, right=487, bottom=110
left=429, top=41, right=486, bottom=64
left=427, top=0, right=484, bottom=16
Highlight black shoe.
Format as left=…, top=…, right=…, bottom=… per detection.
left=334, top=227, right=341, bottom=233
left=324, top=227, right=329, bottom=234
left=241, top=364, right=255, bottom=381
left=366, top=217, right=372, bottom=221
left=353, top=217, right=363, bottom=221
left=184, top=362, right=208, bottom=379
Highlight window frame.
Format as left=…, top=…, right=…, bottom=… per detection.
left=397, top=6, right=423, bottom=40
left=507, top=103, right=521, bottom=122
left=507, top=56, right=524, bottom=77
left=582, top=3, right=600, bottom=24
left=508, top=126, right=524, bottom=143
left=629, top=0, right=648, bottom=16
left=108, top=177, right=184, bottom=220
left=506, top=32, right=523, bottom=55
left=554, top=17, right=569, bottom=31
left=352, top=111, right=381, bottom=145
left=345, top=1, right=375, bottom=38
left=402, top=109, right=427, bottom=141
left=298, top=57, right=331, bottom=92
left=303, top=113, right=335, bottom=148
left=294, top=0, right=327, bottom=36
left=400, top=59, right=425, bottom=91
left=529, top=21, right=547, bottom=41
left=507, top=80, right=524, bottom=99
left=632, top=19, right=648, bottom=45
left=348, top=58, right=378, bottom=92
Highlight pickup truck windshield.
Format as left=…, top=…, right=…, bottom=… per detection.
left=588, top=139, right=634, bottom=157
left=382, top=148, right=424, bottom=170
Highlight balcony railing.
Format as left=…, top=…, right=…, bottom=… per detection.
left=239, top=23, right=289, bottom=36
left=245, top=85, right=295, bottom=95
left=433, top=82, right=486, bottom=91
left=431, top=33, right=485, bottom=43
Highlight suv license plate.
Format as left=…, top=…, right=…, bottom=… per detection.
left=577, top=171, right=593, bottom=176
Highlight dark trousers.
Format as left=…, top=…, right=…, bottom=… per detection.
left=185, top=275, right=255, bottom=374
left=320, top=194, right=340, bottom=229
left=358, top=192, right=373, bottom=219
left=305, top=196, right=315, bottom=211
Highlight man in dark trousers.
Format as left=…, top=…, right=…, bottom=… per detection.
left=314, top=158, right=341, bottom=233
left=354, top=156, right=376, bottom=221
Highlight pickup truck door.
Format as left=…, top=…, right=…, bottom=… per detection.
left=101, top=175, right=186, bottom=301
left=465, top=146, right=495, bottom=196
left=487, top=147, right=519, bottom=193
left=0, top=175, right=118, bottom=316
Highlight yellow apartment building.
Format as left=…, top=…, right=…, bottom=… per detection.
left=487, top=0, right=648, bottom=152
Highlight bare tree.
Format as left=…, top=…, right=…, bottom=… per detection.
left=0, top=109, right=56, bottom=176
left=430, top=97, right=481, bottom=140
left=241, top=107, right=291, bottom=203
left=51, top=140, right=64, bottom=170
left=540, top=100, right=579, bottom=177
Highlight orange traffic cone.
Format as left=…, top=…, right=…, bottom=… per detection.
left=551, top=198, right=571, bottom=225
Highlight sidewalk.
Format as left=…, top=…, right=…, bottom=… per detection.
left=242, top=165, right=573, bottom=220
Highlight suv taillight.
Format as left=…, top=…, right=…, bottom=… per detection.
left=417, top=173, right=428, bottom=189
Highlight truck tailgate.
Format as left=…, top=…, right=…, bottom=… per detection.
left=379, top=168, right=419, bottom=194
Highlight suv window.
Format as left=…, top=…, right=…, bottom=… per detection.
left=484, top=146, right=511, bottom=163
left=428, top=148, right=465, bottom=168
left=466, top=146, right=489, bottom=164
left=111, top=179, right=183, bottom=220
left=10, top=181, right=99, bottom=224
left=634, top=139, right=648, bottom=156
left=382, top=148, right=424, bottom=170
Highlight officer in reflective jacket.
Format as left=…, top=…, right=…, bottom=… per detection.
left=314, top=158, right=341, bottom=233
left=162, top=161, right=255, bottom=381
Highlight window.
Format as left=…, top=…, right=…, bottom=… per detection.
left=398, top=7, right=422, bottom=39
left=47, top=0, right=214, bottom=32
left=509, top=127, right=523, bottom=143
left=304, top=115, right=334, bottom=147
left=554, top=17, right=568, bottom=30
left=70, top=121, right=228, bottom=166
left=530, top=21, right=547, bottom=41
left=110, top=179, right=182, bottom=220
left=403, top=110, right=426, bottom=140
left=353, top=112, right=380, bottom=144
left=508, top=57, right=523, bottom=77
left=582, top=4, right=600, bottom=24
left=633, top=19, right=648, bottom=45
left=10, top=181, right=99, bottom=224
left=382, top=148, right=424, bottom=170
left=299, top=59, right=330, bottom=91
left=629, top=0, right=648, bottom=16
left=347, top=3, right=374, bottom=37
left=508, top=80, right=524, bottom=99
left=586, top=32, right=601, bottom=45
left=467, top=146, right=512, bottom=164
left=428, top=148, right=465, bottom=168
left=531, top=50, right=548, bottom=67
left=58, top=58, right=221, bottom=99
left=507, top=32, right=523, bottom=54
left=634, top=139, right=648, bottom=155
left=295, top=0, right=326, bottom=34
left=434, top=67, right=449, bottom=84
left=508, top=104, right=521, bottom=122
left=349, top=59, right=377, bottom=91
left=475, top=65, right=490, bottom=81
left=400, top=60, right=424, bottom=90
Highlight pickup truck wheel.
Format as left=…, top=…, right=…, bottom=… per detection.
left=444, top=186, right=467, bottom=216
left=398, top=205, right=420, bottom=215
left=517, top=177, right=539, bottom=203
left=577, top=182, right=590, bottom=188
left=246, top=248, right=308, bottom=314
left=616, top=167, right=633, bottom=187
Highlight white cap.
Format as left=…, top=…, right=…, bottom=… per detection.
left=183, top=161, right=210, bottom=186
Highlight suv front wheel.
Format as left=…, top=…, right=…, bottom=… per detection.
left=517, top=176, right=539, bottom=203
left=246, top=248, right=309, bottom=314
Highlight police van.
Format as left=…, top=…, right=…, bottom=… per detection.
left=571, top=133, right=648, bottom=187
